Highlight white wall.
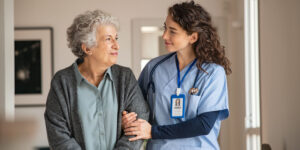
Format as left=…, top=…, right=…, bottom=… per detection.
left=219, top=0, right=245, bottom=150
left=0, top=0, right=15, bottom=121
left=14, top=107, right=47, bottom=148
left=141, top=32, right=160, bottom=59
left=14, top=0, right=244, bottom=149
left=14, top=0, right=226, bottom=71
left=260, top=0, right=300, bottom=149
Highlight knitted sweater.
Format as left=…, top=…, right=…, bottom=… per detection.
left=44, top=62, right=149, bottom=150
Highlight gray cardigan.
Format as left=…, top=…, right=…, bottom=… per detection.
left=44, top=62, right=149, bottom=150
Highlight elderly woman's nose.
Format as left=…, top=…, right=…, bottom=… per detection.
left=113, top=40, right=120, bottom=50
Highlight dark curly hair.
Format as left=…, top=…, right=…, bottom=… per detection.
left=169, top=1, right=232, bottom=75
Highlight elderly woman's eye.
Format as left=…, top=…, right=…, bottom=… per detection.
left=106, top=38, right=111, bottom=41
left=115, top=37, right=119, bottom=41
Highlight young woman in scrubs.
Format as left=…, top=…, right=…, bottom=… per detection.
left=122, top=1, right=232, bottom=149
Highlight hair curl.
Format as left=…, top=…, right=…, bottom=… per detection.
left=67, top=9, right=119, bottom=58
left=169, top=1, right=232, bottom=75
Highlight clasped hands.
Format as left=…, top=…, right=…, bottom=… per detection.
left=121, top=111, right=152, bottom=141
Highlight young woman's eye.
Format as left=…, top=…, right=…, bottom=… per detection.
left=163, top=25, right=167, bottom=31
left=115, top=37, right=119, bottom=41
left=106, top=38, right=111, bottom=41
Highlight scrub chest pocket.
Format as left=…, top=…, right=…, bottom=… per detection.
left=184, top=94, right=201, bottom=120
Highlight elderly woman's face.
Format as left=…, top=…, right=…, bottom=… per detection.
left=89, top=25, right=119, bottom=67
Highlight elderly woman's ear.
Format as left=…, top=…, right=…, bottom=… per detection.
left=81, top=43, right=92, bottom=55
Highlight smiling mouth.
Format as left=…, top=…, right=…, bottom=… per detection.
left=165, top=42, right=172, bottom=46
left=110, top=52, right=118, bottom=56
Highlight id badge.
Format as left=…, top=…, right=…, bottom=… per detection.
left=170, top=94, right=185, bottom=118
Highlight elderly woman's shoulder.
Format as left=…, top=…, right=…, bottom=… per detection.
left=111, top=64, right=133, bottom=75
left=46, top=64, right=75, bottom=88
left=51, top=65, right=75, bottom=80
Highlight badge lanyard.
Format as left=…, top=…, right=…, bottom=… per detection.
left=175, top=55, right=197, bottom=96
left=170, top=55, right=197, bottom=118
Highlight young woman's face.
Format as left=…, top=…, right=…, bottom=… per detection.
left=162, top=14, right=194, bottom=53
left=89, top=25, right=119, bottom=67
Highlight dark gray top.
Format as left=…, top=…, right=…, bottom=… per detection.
left=44, top=60, right=149, bottom=150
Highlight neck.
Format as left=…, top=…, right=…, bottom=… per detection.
left=176, top=47, right=196, bottom=71
left=78, top=57, right=108, bottom=86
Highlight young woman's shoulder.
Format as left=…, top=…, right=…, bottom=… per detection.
left=146, top=53, right=175, bottom=69
left=202, top=63, right=226, bottom=77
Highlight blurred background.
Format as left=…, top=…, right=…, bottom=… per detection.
left=1, top=0, right=299, bottom=150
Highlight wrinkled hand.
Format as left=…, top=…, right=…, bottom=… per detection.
left=121, top=111, right=137, bottom=129
left=124, top=119, right=152, bottom=141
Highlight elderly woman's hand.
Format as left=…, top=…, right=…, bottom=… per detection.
left=121, top=111, right=137, bottom=129
left=124, top=119, right=152, bottom=141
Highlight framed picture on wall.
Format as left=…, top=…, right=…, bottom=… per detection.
left=14, top=27, right=54, bottom=106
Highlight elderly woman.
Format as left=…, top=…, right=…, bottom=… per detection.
left=44, top=10, right=149, bottom=150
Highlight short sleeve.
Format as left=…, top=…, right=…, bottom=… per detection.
left=197, top=66, right=229, bottom=121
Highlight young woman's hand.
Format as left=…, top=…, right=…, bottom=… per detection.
left=124, top=119, right=152, bottom=141
left=121, top=111, right=137, bottom=129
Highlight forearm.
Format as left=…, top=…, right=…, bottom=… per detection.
left=114, top=136, right=143, bottom=150
left=45, top=86, right=82, bottom=150
left=151, top=111, right=219, bottom=139
left=50, top=138, right=82, bottom=150
left=45, top=111, right=82, bottom=150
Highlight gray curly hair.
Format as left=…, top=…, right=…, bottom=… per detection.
left=67, top=9, right=119, bottom=58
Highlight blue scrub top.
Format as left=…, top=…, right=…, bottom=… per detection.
left=138, top=53, right=229, bottom=150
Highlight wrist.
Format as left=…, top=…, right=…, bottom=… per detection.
left=149, top=125, right=152, bottom=139
left=150, top=125, right=158, bottom=139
